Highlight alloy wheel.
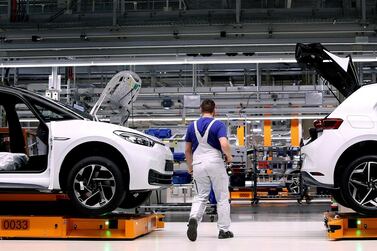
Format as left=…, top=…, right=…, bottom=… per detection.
left=348, top=161, right=377, bottom=209
left=73, top=164, right=116, bottom=209
left=288, top=176, right=301, bottom=194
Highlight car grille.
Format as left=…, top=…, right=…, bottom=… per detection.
left=165, top=160, right=174, bottom=172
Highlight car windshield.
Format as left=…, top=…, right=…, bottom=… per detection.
left=55, top=100, right=93, bottom=120
left=23, top=90, right=93, bottom=121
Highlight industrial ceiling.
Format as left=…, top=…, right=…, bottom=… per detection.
left=1, top=0, right=377, bottom=126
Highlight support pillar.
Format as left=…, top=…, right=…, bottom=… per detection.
left=77, top=0, right=81, bottom=12
left=47, top=67, right=62, bottom=100
left=290, top=119, right=300, bottom=147
left=113, top=0, right=118, bottom=25
left=256, top=63, right=261, bottom=101
left=192, top=64, right=197, bottom=94
left=120, top=0, right=125, bottom=14
left=361, top=0, right=366, bottom=22
left=264, top=119, right=272, bottom=147
left=235, top=0, right=241, bottom=23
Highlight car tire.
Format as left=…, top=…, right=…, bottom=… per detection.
left=66, top=156, right=126, bottom=216
left=119, top=191, right=152, bottom=209
left=331, top=189, right=350, bottom=208
left=340, top=155, right=377, bottom=215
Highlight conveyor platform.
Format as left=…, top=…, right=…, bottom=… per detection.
left=324, top=212, right=377, bottom=240
left=0, top=214, right=164, bottom=239
left=0, top=193, right=164, bottom=239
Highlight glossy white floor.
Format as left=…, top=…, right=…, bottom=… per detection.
left=0, top=220, right=376, bottom=251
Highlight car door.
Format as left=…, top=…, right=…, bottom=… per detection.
left=0, top=91, right=51, bottom=189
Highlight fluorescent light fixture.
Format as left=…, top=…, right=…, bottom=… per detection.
left=129, top=115, right=324, bottom=122
left=2, top=55, right=376, bottom=68
left=20, top=119, right=40, bottom=122
left=21, top=115, right=323, bottom=124
left=251, top=128, right=262, bottom=132
left=0, top=57, right=296, bottom=68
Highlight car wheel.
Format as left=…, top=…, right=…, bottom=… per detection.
left=66, top=156, right=126, bottom=216
left=340, top=155, right=377, bottom=215
left=285, top=171, right=301, bottom=194
left=119, top=191, right=152, bottom=209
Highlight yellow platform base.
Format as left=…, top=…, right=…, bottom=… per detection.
left=0, top=214, right=164, bottom=239
left=325, top=212, right=377, bottom=240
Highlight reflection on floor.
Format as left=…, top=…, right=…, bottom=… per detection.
left=164, top=200, right=331, bottom=222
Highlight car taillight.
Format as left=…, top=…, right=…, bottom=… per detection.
left=313, top=118, right=343, bottom=130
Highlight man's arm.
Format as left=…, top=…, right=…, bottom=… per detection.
left=185, top=141, right=193, bottom=174
left=219, top=137, right=233, bottom=163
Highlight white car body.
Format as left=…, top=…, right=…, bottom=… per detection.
left=301, top=83, right=377, bottom=187
left=0, top=72, right=173, bottom=215
left=297, top=43, right=377, bottom=214
left=0, top=119, right=173, bottom=190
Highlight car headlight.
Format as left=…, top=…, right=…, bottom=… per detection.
left=114, top=130, right=156, bottom=147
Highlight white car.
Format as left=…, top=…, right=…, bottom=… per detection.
left=0, top=72, right=173, bottom=216
left=297, top=43, right=377, bottom=215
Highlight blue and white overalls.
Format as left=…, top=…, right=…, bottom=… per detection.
left=190, top=119, right=231, bottom=231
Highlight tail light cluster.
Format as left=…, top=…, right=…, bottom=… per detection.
left=313, top=118, right=343, bottom=130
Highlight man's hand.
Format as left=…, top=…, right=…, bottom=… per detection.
left=185, top=142, right=194, bottom=175
left=188, top=165, right=193, bottom=174
left=219, top=137, right=233, bottom=164
left=225, top=154, right=233, bottom=164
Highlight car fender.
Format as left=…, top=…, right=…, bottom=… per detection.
left=51, top=135, right=131, bottom=189
left=331, top=134, right=377, bottom=177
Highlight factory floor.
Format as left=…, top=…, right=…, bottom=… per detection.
left=0, top=200, right=376, bottom=251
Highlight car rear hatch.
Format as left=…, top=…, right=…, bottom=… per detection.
left=295, top=43, right=360, bottom=98
left=296, top=43, right=360, bottom=146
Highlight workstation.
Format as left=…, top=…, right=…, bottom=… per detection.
left=0, top=1, right=377, bottom=250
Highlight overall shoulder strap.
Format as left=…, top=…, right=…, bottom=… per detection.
left=193, top=121, right=203, bottom=142
left=203, top=119, right=217, bottom=140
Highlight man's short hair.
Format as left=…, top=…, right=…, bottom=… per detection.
left=200, top=99, right=216, bottom=113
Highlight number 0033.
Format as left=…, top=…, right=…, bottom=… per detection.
left=1, top=219, right=29, bottom=230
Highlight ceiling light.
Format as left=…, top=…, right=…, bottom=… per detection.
left=1, top=55, right=376, bottom=68
left=128, top=115, right=324, bottom=122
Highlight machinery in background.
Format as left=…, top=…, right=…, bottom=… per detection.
left=229, top=146, right=309, bottom=204
left=226, top=117, right=323, bottom=203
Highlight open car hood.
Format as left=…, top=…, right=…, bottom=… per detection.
left=90, top=71, right=142, bottom=123
left=295, top=43, right=359, bottom=98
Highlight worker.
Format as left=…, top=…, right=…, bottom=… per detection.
left=185, top=99, right=233, bottom=241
